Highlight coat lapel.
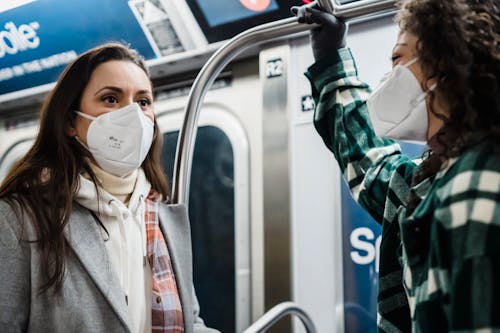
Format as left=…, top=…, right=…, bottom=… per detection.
left=64, top=204, right=132, bottom=332
left=158, top=203, right=194, bottom=333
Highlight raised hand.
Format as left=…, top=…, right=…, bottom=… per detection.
left=291, top=5, right=347, bottom=61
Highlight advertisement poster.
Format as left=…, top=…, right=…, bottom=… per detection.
left=0, top=0, right=171, bottom=97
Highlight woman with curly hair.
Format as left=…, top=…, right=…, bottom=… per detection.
left=292, top=0, right=500, bottom=331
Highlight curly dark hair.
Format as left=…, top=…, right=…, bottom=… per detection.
left=395, top=0, right=500, bottom=210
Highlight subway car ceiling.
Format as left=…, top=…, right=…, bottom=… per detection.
left=0, top=0, right=376, bottom=113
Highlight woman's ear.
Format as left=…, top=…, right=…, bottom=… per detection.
left=66, top=124, right=77, bottom=137
left=66, top=112, right=78, bottom=137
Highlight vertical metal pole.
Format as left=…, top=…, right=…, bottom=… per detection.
left=170, top=17, right=309, bottom=204
left=170, top=0, right=396, bottom=204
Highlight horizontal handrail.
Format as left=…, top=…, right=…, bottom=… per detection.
left=171, top=0, right=396, bottom=204
left=243, top=302, right=317, bottom=333
left=333, top=0, right=396, bottom=19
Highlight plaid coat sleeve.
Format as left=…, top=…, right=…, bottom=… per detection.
left=304, top=48, right=418, bottom=225
left=304, top=48, right=419, bottom=332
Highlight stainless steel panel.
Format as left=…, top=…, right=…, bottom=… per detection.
left=260, top=44, right=291, bottom=333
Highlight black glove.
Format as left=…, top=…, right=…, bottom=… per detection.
left=291, top=5, right=347, bottom=61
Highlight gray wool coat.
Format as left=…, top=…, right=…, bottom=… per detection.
left=0, top=200, right=219, bottom=333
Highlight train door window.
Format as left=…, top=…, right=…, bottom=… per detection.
left=162, top=126, right=234, bottom=332
left=157, top=108, right=250, bottom=333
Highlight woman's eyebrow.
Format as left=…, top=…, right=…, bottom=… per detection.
left=94, top=86, right=123, bottom=96
left=136, top=89, right=153, bottom=96
left=393, top=42, right=408, bottom=49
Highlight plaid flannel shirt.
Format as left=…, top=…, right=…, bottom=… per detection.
left=305, top=48, right=500, bottom=332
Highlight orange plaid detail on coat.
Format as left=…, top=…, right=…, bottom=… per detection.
left=145, top=189, right=184, bottom=333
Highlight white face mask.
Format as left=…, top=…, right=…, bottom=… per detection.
left=75, top=103, right=154, bottom=177
left=367, top=58, right=431, bottom=143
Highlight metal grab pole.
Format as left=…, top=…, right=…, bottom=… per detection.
left=171, top=0, right=396, bottom=204
left=242, top=302, right=317, bottom=333
left=170, top=15, right=308, bottom=204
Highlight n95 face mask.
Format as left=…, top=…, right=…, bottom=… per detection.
left=366, top=58, right=429, bottom=143
left=75, top=103, right=154, bottom=177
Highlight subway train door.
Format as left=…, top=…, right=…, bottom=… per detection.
left=154, top=78, right=253, bottom=333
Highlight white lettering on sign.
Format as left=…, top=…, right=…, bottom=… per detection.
left=265, top=58, right=283, bottom=78
left=0, top=67, right=14, bottom=80
left=0, top=50, right=77, bottom=82
left=350, top=227, right=381, bottom=273
left=0, top=21, right=40, bottom=58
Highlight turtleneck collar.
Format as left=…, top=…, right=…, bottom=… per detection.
left=88, top=162, right=138, bottom=204
left=76, top=166, right=151, bottom=217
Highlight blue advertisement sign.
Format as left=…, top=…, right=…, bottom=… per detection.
left=341, top=181, right=380, bottom=333
left=0, top=0, right=157, bottom=97
left=342, top=142, right=425, bottom=332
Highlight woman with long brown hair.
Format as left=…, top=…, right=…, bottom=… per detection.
left=293, top=0, right=500, bottom=331
left=0, top=42, right=218, bottom=333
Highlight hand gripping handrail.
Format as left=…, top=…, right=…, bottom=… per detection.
left=171, top=0, right=396, bottom=204
left=242, top=302, right=317, bottom=333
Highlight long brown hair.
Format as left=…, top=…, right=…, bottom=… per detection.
left=0, top=42, right=169, bottom=292
left=396, top=0, right=500, bottom=211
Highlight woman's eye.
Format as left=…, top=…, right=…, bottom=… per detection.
left=391, top=54, right=401, bottom=63
left=103, top=95, right=118, bottom=104
left=137, top=99, right=151, bottom=108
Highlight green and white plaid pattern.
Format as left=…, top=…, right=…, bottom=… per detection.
left=305, top=48, right=500, bottom=332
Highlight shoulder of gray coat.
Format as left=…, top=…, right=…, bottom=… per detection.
left=0, top=199, right=26, bottom=248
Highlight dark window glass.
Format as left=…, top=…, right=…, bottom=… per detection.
left=161, top=126, right=235, bottom=333
left=186, top=0, right=307, bottom=43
